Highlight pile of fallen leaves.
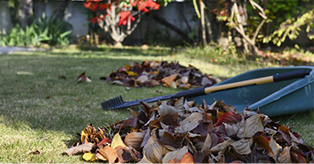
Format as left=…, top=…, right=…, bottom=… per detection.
left=100, top=61, right=219, bottom=89
left=65, top=98, right=314, bottom=163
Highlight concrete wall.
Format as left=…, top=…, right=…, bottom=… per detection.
left=124, top=2, right=199, bottom=45
left=35, top=1, right=89, bottom=40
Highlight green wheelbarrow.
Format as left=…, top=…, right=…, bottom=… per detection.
left=188, top=66, right=314, bottom=117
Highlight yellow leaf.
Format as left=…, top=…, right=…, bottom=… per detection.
left=126, top=71, right=138, bottom=76
left=111, top=133, right=126, bottom=149
left=82, top=152, right=97, bottom=162
left=81, top=129, right=88, bottom=143
left=125, top=64, right=130, bottom=71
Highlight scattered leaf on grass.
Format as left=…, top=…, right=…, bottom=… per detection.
left=28, top=150, right=40, bottom=155
left=58, top=75, right=66, bottom=79
left=77, top=72, right=92, bottom=83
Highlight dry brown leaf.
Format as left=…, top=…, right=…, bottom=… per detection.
left=116, top=146, right=133, bottom=163
left=162, top=146, right=189, bottom=163
left=136, top=75, right=149, bottom=84
left=178, top=83, right=190, bottom=89
left=96, top=152, right=107, bottom=161
left=159, top=102, right=178, bottom=125
left=159, top=130, right=186, bottom=150
left=269, top=135, right=282, bottom=157
left=223, top=119, right=244, bottom=137
left=65, top=143, right=93, bottom=156
left=201, top=133, right=213, bottom=153
left=289, top=131, right=301, bottom=144
left=277, top=146, right=292, bottom=163
left=209, top=140, right=232, bottom=153
left=231, top=139, right=253, bottom=155
left=145, top=79, right=160, bottom=87
left=143, top=130, right=169, bottom=163
left=137, top=154, right=153, bottom=163
left=124, top=132, right=145, bottom=150
left=291, top=151, right=307, bottom=163
left=174, top=97, right=185, bottom=115
left=243, top=114, right=264, bottom=138
left=98, top=146, right=118, bottom=163
left=175, top=112, right=203, bottom=133
left=77, top=72, right=91, bottom=83
left=111, top=133, right=126, bottom=149
left=162, top=74, right=177, bottom=87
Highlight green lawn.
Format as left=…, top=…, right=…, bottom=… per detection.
left=0, top=46, right=313, bottom=162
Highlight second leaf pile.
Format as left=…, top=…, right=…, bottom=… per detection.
left=101, top=61, right=219, bottom=89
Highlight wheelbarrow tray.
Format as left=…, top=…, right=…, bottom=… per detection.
left=188, top=66, right=314, bottom=117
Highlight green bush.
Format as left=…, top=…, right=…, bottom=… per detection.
left=0, top=14, right=72, bottom=47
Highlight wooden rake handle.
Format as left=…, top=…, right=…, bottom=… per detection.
left=204, top=69, right=310, bottom=94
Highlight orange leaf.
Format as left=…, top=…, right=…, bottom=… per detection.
left=98, top=146, right=117, bottom=163
left=216, top=110, right=224, bottom=119
left=162, top=74, right=177, bottom=87
left=180, top=152, right=194, bottom=163
left=279, top=125, right=290, bottom=134
left=168, top=158, right=180, bottom=163
left=253, top=136, right=273, bottom=155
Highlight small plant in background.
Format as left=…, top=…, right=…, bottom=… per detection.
left=0, top=13, right=72, bottom=47
left=84, top=0, right=166, bottom=47
left=263, top=9, right=314, bottom=47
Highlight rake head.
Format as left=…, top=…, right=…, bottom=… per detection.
left=101, top=96, right=125, bottom=111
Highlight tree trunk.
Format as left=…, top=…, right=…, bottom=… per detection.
left=19, top=0, right=33, bottom=29
left=51, top=0, right=70, bottom=20
left=200, top=0, right=207, bottom=46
